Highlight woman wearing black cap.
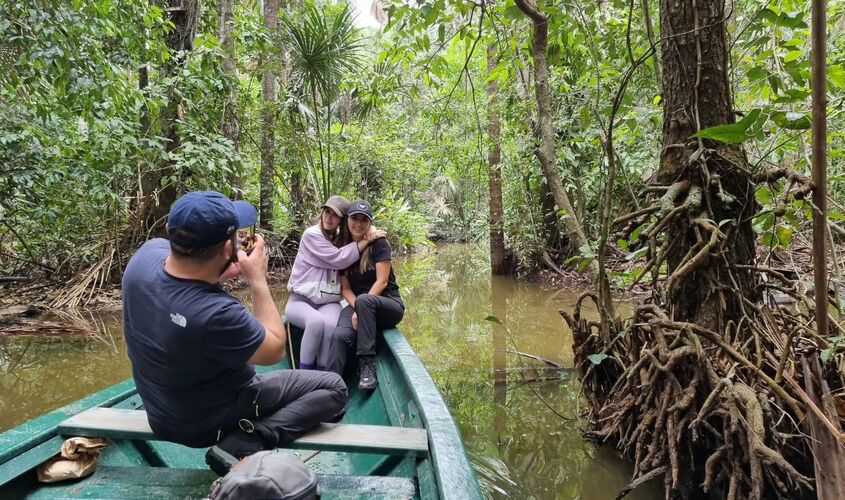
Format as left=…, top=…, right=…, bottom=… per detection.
left=285, top=196, right=385, bottom=370
left=325, top=199, right=404, bottom=390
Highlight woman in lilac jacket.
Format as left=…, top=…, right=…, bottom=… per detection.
left=285, top=196, right=385, bottom=370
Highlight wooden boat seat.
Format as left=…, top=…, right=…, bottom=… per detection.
left=57, top=407, right=429, bottom=456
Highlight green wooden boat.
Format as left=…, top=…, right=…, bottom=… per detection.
left=0, top=327, right=482, bottom=499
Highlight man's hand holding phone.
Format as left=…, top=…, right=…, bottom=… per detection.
left=238, top=233, right=268, bottom=285
left=238, top=225, right=256, bottom=254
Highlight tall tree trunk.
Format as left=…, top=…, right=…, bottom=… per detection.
left=259, top=0, right=279, bottom=230
left=487, top=44, right=508, bottom=274
left=540, top=180, right=566, bottom=256
left=514, top=54, right=566, bottom=261
left=132, top=63, right=150, bottom=218
left=641, top=0, right=661, bottom=90
left=139, top=0, right=198, bottom=236
left=658, top=0, right=758, bottom=329
left=139, top=64, right=150, bottom=138
left=514, top=0, right=590, bottom=260
left=219, top=0, right=241, bottom=196
left=289, top=164, right=311, bottom=227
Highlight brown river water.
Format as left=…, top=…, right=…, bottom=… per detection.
left=0, top=243, right=659, bottom=499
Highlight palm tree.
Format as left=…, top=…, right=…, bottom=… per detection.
left=281, top=3, right=363, bottom=201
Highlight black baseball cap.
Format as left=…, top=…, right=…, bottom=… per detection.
left=347, top=199, right=373, bottom=220
left=167, top=191, right=257, bottom=250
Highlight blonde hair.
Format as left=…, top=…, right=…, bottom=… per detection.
left=359, top=246, right=371, bottom=273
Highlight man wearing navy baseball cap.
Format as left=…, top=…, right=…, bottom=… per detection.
left=122, top=191, right=347, bottom=476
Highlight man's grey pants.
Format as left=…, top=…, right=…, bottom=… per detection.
left=222, top=369, right=347, bottom=448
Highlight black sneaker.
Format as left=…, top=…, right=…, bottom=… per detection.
left=205, top=429, right=265, bottom=476
left=358, top=356, right=378, bottom=391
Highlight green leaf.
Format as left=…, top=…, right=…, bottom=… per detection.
left=760, top=8, right=808, bottom=29
left=771, top=111, right=811, bottom=130
left=630, top=223, right=647, bottom=242
left=746, top=65, right=768, bottom=83
left=830, top=65, right=845, bottom=89
left=503, top=5, right=524, bottom=19
left=783, top=50, right=803, bottom=63
left=587, top=353, right=608, bottom=365
left=772, top=89, right=811, bottom=104
left=691, top=109, right=763, bottom=144
left=761, top=231, right=776, bottom=247
left=579, top=243, right=596, bottom=259
left=625, top=246, right=648, bottom=261
left=484, top=315, right=502, bottom=324
left=580, top=107, right=590, bottom=128
left=775, top=224, right=794, bottom=247
left=821, top=348, right=833, bottom=364
left=577, top=256, right=594, bottom=273
left=755, top=212, right=775, bottom=231
left=755, top=186, right=773, bottom=206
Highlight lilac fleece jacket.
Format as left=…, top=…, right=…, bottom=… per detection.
left=287, top=225, right=361, bottom=304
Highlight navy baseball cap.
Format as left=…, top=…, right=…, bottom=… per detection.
left=167, top=191, right=258, bottom=250
left=347, top=199, right=373, bottom=220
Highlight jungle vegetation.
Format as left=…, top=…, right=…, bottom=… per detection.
left=3, top=0, right=845, bottom=497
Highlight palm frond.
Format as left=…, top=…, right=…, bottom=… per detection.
left=280, top=3, right=364, bottom=104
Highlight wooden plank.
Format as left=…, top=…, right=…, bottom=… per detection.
left=289, top=423, right=428, bottom=455
left=57, top=408, right=428, bottom=456
left=58, top=408, right=152, bottom=440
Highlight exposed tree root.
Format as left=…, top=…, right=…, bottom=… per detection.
left=563, top=288, right=845, bottom=499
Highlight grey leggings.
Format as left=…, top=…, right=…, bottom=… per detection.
left=284, top=293, right=341, bottom=368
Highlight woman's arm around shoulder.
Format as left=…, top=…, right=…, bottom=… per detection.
left=299, top=227, right=359, bottom=269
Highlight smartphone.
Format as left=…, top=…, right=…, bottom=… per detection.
left=238, top=225, right=256, bottom=254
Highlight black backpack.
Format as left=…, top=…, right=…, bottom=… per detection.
left=209, top=451, right=320, bottom=500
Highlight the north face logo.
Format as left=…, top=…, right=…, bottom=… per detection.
left=170, top=313, right=187, bottom=328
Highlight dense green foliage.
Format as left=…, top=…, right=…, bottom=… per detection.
left=1, top=0, right=844, bottom=279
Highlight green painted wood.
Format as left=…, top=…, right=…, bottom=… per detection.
left=58, top=408, right=428, bottom=455
left=3, top=465, right=418, bottom=499
left=280, top=323, right=420, bottom=490
left=0, top=326, right=477, bottom=499
left=0, top=435, right=63, bottom=488
left=317, top=473, right=418, bottom=499
left=0, top=379, right=137, bottom=466
left=416, top=457, right=437, bottom=500
left=382, top=328, right=483, bottom=500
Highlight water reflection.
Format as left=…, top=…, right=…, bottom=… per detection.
left=0, top=309, right=130, bottom=431
left=394, top=243, right=659, bottom=499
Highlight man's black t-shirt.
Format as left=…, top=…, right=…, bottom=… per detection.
left=344, top=238, right=401, bottom=300
left=122, top=239, right=264, bottom=446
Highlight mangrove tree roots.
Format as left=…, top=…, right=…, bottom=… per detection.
left=562, top=292, right=845, bottom=499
